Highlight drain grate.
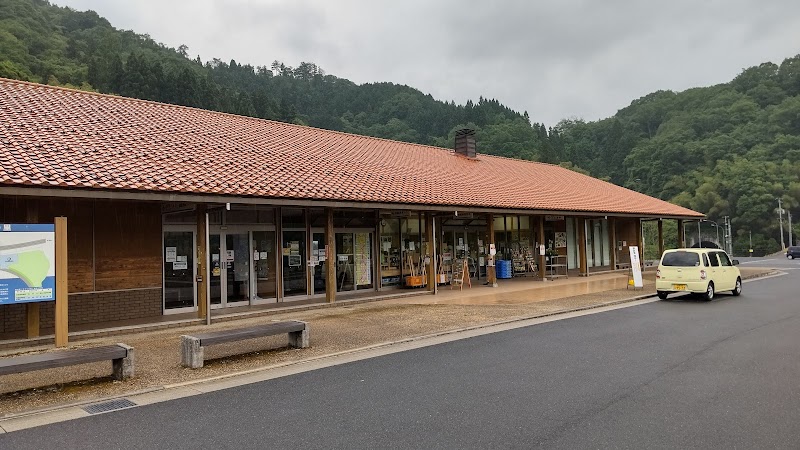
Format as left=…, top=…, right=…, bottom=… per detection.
left=82, top=398, right=137, bottom=415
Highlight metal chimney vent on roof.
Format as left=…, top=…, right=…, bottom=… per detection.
left=454, top=129, right=477, bottom=159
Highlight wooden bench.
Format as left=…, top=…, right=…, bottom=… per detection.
left=181, top=320, right=309, bottom=369
left=0, top=343, right=135, bottom=381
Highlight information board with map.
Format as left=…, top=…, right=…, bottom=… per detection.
left=0, top=224, right=56, bottom=305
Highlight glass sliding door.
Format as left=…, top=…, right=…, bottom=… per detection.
left=253, top=231, right=277, bottom=300
left=336, top=231, right=374, bottom=292
left=336, top=232, right=355, bottom=291
left=311, top=232, right=326, bottom=295
left=209, top=232, right=252, bottom=307
left=210, top=234, right=222, bottom=306
left=282, top=230, right=307, bottom=297
left=354, top=232, right=373, bottom=290
left=163, top=231, right=196, bottom=311
left=379, top=219, right=402, bottom=287
left=226, top=232, right=250, bottom=304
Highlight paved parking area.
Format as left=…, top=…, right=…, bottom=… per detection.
left=0, top=267, right=774, bottom=417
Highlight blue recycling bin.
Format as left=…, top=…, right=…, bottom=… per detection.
left=496, top=260, right=513, bottom=279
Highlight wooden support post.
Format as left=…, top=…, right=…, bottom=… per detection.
left=54, top=217, right=68, bottom=348
left=375, top=210, right=382, bottom=291
left=609, top=217, right=617, bottom=270
left=426, top=213, right=435, bottom=291
left=196, top=205, right=208, bottom=320
left=26, top=202, right=40, bottom=339
left=658, top=219, right=664, bottom=256
left=636, top=219, right=644, bottom=267
left=577, top=217, right=588, bottom=276
left=677, top=219, right=685, bottom=248
left=538, top=216, right=546, bottom=280
left=487, top=213, right=497, bottom=286
left=275, top=207, right=283, bottom=301
left=26, top=303, right=40, bottom=339
left=325, top=208, right=336, bottom=303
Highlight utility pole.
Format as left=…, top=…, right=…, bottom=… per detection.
left=721, top=216, right=731, bottom=255
left=790, top=211, right=793, bottom=247
left=697, top=220, right=702, bottom=247
left=749, top=230, right=753, bottom=256
left=727, top=217, right=733, bottom=255
left=721, top=216, right=727, bottom=252
left=778, top=198, right=786, bottom=250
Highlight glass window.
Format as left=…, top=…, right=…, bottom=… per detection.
left=707, top=253, right=720, bottom=267
left=702, top=254, right=710, bottom=267
left=163, top=231, right=195, bottom=310
left=308, top=209, right=327, bottom=228
left=717, top=252, right=732, bottom=266
left=227, top=206, right=275, bottom=225
left=493, top=216, right=506, bottom=232
left=334, top=209, right=376, bottom=228
left=283, top=208, right=305, bottom=229
left=163, top=209, right=197, bottom=225
left=661, top=252, right=701, bottom=267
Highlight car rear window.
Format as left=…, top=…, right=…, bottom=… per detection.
left=661, top=252, right=701, bottom=267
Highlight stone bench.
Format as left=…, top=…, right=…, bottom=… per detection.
left=0, top=343, right=135, bottom=381
left=181, top=320, right=309, bottom=369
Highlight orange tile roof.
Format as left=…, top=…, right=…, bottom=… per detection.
left=0, top=79, right=701, bottom=218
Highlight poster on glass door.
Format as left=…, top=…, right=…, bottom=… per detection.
left=354, top=233, right=371, bottom=286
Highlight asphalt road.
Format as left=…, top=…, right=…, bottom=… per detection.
left=2, top=260, right=799, bottom=449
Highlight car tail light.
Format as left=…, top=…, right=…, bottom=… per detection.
left=700, top=270, right=707, bottom=280
left=656, top=269, right=661, bottom=279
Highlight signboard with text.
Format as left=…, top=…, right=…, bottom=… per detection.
left=0, top=224, right=56, bottom=305
left=628, top=246, right=643, bottom=288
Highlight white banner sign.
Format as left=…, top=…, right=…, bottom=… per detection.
left=629, top=246, right=643, bottom=288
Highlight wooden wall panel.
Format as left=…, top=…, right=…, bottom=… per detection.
left=93, top=200, right=162, bottom=291
left=614, top=218, right=640, bottom=264
left=0, top=196, right=94, bottom=292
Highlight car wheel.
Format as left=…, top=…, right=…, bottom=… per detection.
left=657, top=291, right=669, bottom=300
left=789, top=255, right=795, bottom=260
left=703, top=282, right=715, bottom=301
left=732, top=278, right=742, bottom=296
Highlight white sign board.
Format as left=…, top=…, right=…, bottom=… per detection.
left=489, top=243, right=496, bottom=256
left=165, top=247, right=177, bottom=263
left=629, top=246, right=643, bottom=288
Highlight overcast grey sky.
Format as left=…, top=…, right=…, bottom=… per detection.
left=52, top=0, right=800, bottom=125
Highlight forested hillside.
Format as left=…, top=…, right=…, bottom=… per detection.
left=0, top=0, right=548, bottom=159
left=1, top=0, right=798, bottom=255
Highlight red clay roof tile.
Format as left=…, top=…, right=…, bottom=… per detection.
left=0, top=79, right=701, bottom=217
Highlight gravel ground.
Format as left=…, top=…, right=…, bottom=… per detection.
left=0, top=268, right=774, bottom=416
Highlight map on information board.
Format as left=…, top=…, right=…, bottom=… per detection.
left=0, top=224, right=56, bottom=305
